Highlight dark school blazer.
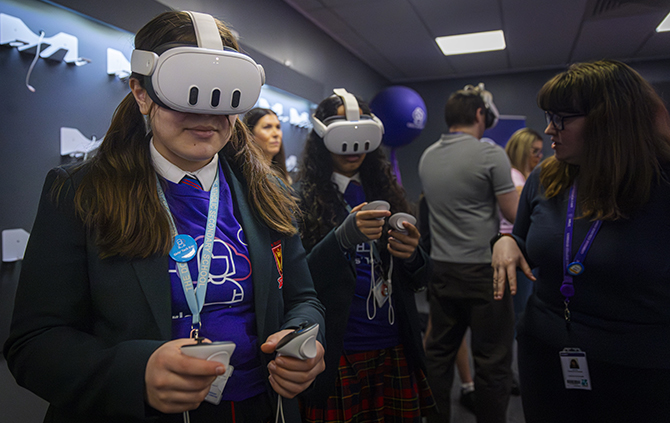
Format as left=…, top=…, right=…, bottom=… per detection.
left=298, top=199, right=430, bottom=402
left=3, top=156, right=325, bottom=423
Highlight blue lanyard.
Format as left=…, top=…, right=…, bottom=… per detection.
left=561, top=184, right=602, bottom=320
left=156, top=172, right=220, bottom=333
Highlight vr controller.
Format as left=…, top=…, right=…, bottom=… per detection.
left=361, top=200, right=390, bottom=212
left=388, top=212, right=416, bottom=235
left=181, top=341, right=236, bottom=368
left=275, top=323, right=319, bottom=360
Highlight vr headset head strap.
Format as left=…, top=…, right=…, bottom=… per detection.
left=186, top=11, right=223, bottom=50
left=333, top=88, right=361, bottom=121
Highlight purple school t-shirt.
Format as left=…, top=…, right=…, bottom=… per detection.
left=341, top=181, right=401, bottom=351
left=163, top=166, right=265, bottom=401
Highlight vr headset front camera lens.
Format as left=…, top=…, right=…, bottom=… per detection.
left=189, top=86, right=199, bottom=106
left=231, top=90, right=241, bottom=108
left=211, top=89, right=221, bottom=107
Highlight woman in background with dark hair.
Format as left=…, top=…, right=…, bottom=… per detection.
left=3, top=11, right=324, bottom=423
left=296, top=91, right=435, bottom=422
left=243, top=107, right=291, bottom=182
left=492, top=59, right=670, bottom=423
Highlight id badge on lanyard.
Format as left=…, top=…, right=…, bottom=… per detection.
left=558, top=184, right=598, bottom=391
left=559, top=348, right=592, bottom=390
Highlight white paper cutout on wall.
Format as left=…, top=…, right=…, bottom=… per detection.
left=289, top=108, right=310, bottom=128
left=2, top=228, right=30, bottom=262
left=285, top=155, right=298, bottom=173
left=60, top=127, right=102, bottom=158
left=0, top=13, right=87, bottom=65
left=107, top=48, right=131, bottom=79
left=255, top=97, right=313, bottom=129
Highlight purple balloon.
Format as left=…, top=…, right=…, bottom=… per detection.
left=370, top=86, right=427, bottom=148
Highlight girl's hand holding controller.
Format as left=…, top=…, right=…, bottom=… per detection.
left=145, top=338, right=228, bottom=414
left=260, top=326, right=325, bottom=399
left=387, top=213, right=420, bottom=259
left=351, top=202, right=391, bottom=241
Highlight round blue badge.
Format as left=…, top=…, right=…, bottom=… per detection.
left=170, top=234, right=197, bottom=262
left=567, top=261, right=584, bottom=276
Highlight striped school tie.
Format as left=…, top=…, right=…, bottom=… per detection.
left=179, top=174, right=203, bottom=190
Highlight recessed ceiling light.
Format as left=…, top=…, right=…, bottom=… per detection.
left=435, top=30, right=506, bottom=56
left=657, top=12, right=670, bottom=32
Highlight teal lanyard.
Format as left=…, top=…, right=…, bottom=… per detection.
left=156, top=173, right=220, bottom=334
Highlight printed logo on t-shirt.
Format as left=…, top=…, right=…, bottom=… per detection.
left=169, top=236, right=252, bottom=305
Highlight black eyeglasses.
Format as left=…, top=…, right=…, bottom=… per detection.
left=544, top=111, right=585, bottom=131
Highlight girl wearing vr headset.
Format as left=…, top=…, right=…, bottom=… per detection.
left=4, top=10, right=325, bottom=423
left=295, top=91, right=435, bottom=421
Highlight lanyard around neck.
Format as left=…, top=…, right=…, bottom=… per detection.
left=156, top=172, right=220, bottom=331
left=561, top=184, right=602, bottom=313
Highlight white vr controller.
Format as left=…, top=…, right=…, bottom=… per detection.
left=181, top=341, right=236, bottom=367
left=388, top=212, right=416, bottom=235
left=361, top=201, right=416, bottom=235
left=275, top=323, right=319, bottom=360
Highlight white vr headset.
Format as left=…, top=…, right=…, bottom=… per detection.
left=312, top=88, right=384, bottom=155
left=463, top=83, right=499, bottom=129
left=131, top=11, right=265, bottom=115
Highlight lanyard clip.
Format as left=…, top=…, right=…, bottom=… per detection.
left=564, top=298, right=571, bottom=322
left=190, top=323, right=204, bottom=344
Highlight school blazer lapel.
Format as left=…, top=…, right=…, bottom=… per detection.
left=131, top=255, right=172, bottom=340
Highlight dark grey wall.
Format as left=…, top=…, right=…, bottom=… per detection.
left=1, top=0, right=143, bottom=418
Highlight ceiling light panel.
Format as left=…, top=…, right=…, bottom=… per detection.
left=435, top=30, right=506, bottom=56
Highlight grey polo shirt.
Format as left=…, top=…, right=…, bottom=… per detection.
left=418, top=132, right=514, bottom=263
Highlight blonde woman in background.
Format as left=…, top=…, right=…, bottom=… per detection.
left=499, top=128, right=544, bottom=233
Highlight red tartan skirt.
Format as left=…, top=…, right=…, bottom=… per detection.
left=301, top=345, right=436, bottom=423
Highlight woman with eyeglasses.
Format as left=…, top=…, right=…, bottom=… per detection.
left=490, top=60, right=670, bottom=422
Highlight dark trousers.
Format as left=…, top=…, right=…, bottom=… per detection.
left=425, top=261, right=514, bottom=423
left=518, top=331, right=670, bottom=423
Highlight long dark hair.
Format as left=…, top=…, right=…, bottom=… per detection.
left=296, top=93, right=411, bottom=251
left=243, top=108, right=289, bottom=181
left=65, top=11, right=298, bottom=259
left=538, top=60, right=670, bottom=220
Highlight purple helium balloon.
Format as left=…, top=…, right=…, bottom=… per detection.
left=370, top=86, right=427, bottom=148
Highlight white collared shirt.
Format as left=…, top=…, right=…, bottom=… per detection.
left=149, top=139, right=219, bottom=191
left=331, top=171, right=362, bottom=195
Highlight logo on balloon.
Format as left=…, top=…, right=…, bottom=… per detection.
left=407, top=107, right=426, bottom=130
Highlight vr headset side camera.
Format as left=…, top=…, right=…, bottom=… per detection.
left=131, top=11, right=265, bottom=115
left=312, top=88, right=385, bottom=155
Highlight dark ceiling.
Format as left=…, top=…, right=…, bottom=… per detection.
left=284, top=0, right=670, bottom=82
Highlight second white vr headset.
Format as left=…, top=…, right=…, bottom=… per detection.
left=463, top=82, right=499, bottom=129
left=312, top=88, right=385, bottom=155
left=131, top=11, right=265, bottom=115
